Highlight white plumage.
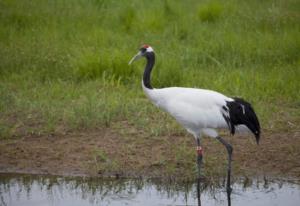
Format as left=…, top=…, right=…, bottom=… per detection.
left=142, top=84, right=233, bottom=139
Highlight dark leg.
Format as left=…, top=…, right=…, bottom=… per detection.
left=196, top=138, right=203, bottom=179
left=216, top=136, right=233, bottom=195
left=195, top=137, right=203, bottom=206
left=226, top=184, right=232, bottom=206
left=196, top=177, right=201, bottom=206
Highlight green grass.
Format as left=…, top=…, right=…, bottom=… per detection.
left=0, top=0, right=299, bottom=138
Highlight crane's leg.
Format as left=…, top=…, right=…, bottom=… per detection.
left=195, top=135, right=203, bottom=206
left=196, top=177, right=202, bottom=206
left=196, top=138, right=203, bottom=179
left=216, top=136, right=233, bottom=194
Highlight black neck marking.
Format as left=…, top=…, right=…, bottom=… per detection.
left=143, top=52, right=155, bottom=89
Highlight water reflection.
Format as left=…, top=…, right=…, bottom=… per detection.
left=196, top=177, right=232, bottom=206
left=0, top=173, right=299, bottom=206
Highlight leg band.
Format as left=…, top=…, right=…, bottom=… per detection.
left=196, top=146, right=203, bottom=156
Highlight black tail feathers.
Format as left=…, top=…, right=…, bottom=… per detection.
left=224, top=97, right=261, bottom=144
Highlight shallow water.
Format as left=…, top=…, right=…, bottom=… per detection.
left=0, top=174, right=299, bottom=206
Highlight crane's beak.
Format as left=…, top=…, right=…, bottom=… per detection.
left=128, top=51, right=142, bottom=65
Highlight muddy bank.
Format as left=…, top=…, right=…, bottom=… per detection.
left=0, top=128, right=299, bottom=179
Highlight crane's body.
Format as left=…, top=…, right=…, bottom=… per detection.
left=143, top=85, right=232, bottom=138
left=129, top=45, right=261, bottom=195
left=143, top=84, right=260, bottom=141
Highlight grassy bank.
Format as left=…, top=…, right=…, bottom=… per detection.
left=0, top=0, right=299, bottom=139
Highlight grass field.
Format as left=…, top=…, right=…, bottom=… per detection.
left=1, top=0, right=299, bottom=138
left=0, top=0, right=299, bottom=178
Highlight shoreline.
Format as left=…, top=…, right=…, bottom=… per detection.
left=1, top=128, right=300, bottom=180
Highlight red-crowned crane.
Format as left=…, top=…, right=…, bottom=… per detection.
left=129, top=45, right=261, bottom=192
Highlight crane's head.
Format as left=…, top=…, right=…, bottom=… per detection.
left=128, top=45, right=154, bottom=65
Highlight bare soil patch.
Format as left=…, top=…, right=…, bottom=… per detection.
left=0, top=126, right=299, bottom=179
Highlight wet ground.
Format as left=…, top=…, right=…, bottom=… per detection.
left=1, top=129, right=300, bottom=178
left=0, top=173, right=299, bottom=206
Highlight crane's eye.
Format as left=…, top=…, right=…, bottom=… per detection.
left=140, top=47, right=147, bottom=53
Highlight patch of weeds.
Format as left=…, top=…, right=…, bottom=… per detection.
left=0, top=122, right=12, bottom=139
left=142, top=11, right=165, bottom=33
left=163, top=0, right=176, bottom=19
left=175, top=143, right=194, bottom=167
left=92, top=149, right=120, bottom=175
left=204, top=155, right=225, bottom=177
left=120, top=7, right=136, bottom=31
left=198, top=2, right=223, bottom=22
left=75, top=53, right=104, bottom=80
left=154, top=58, right=183, bottom=88
left=150, top=158, right=167, bottom=168
left=149, top=124, right=165, bottom=137
left=94, top=149, right=108, bottom=162
left=74, top=50, right=137, bottom=84
left=165, top=162, right=176, bottom=176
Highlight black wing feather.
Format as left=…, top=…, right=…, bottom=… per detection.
left=224, top=97, right=261, bottom=144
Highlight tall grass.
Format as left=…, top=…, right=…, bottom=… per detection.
left=0, top=0, right=299, bottom=138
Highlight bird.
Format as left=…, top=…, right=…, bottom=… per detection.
left=129, top=45, right=260, bottom=192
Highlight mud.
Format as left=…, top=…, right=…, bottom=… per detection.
left=0, top=128, right=299, bottom=178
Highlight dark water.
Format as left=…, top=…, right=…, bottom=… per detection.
left=0, top=174, right=299, bottom=206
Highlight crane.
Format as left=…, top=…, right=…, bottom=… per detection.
left=129, top=45, right=260, bottom=192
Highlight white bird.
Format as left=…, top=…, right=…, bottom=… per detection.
left=129, top=45, right=260, bottom=191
